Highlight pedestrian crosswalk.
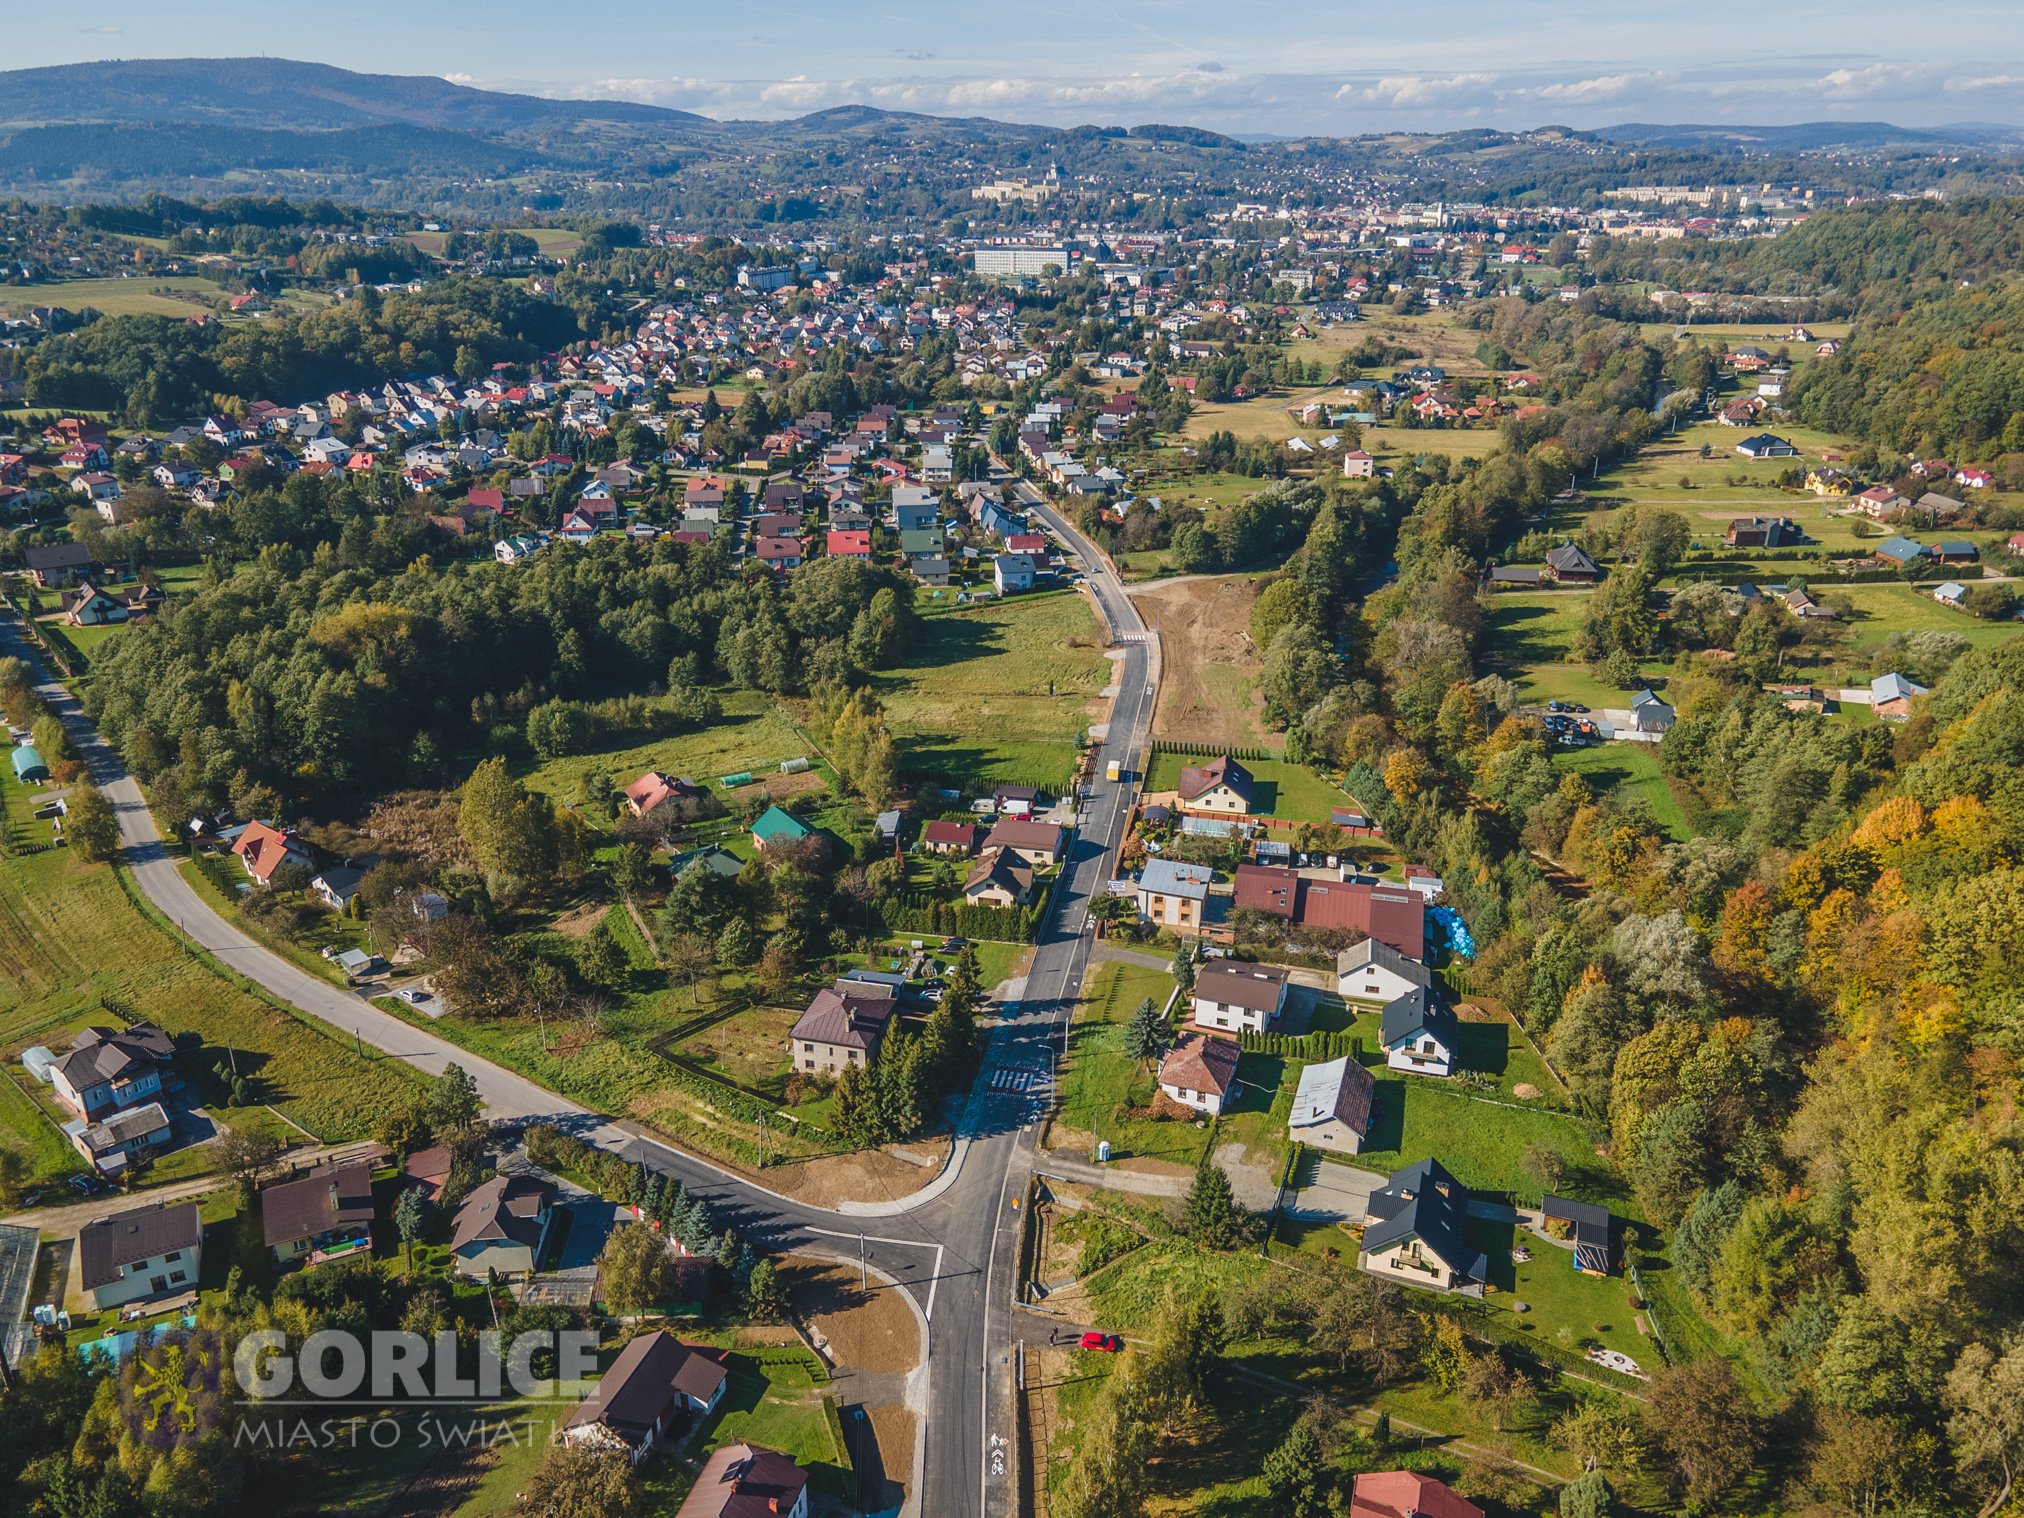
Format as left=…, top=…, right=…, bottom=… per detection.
left=988, top=1066, right=1041, bottom=1093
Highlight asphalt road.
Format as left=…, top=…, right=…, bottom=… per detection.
left=0, top=504, right=1158, bottom=1518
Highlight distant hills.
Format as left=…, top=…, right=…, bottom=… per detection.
left=0, top=57, right=709, bottom=132
left=1591, top=120, right=2024, bottom=152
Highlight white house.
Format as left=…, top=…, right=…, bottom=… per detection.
left=1379, top=987, right=1459, bottom=1078
left=1190, top=960, right=1291, bottom=1034
left=1287, top=1055, right=1377, bottom=1153
left=1157, top=1033, right=1241, bottom=1117
left=1337, top=939, right=1433, bottom=1004
left=495, top=534, right=544, bottom=563
left=1933, top=581, right=1967, bottom=609
left=561, top=1330, right=728, bottom=1464
left=78, top=1202, right=203, bottom=1310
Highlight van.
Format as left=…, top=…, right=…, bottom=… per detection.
left=1105, top=760, right=1121, bottom=783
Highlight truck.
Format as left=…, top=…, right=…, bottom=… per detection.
left=1105, top=759, right=1122, bottom=783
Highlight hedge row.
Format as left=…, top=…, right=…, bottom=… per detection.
left=875, top=897, right=1041, bottom=943
left=1146, top=739, right=1274, bottom=762
left=1238, top=1028, right=1366, bottom=1062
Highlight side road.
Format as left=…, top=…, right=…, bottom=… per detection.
left=0, top=610, right=961, bottom=1219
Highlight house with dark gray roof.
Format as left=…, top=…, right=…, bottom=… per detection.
left=50, top=1024, right=177, bottom=1123
left=1543, top=543, right=1600, bottom=583
left=562, top=1330, right=728, bottom=1462
left=1287, top=1055, right=1377, bottom=1154
left=1379, top=987, right=1458, bottom=1078
left=1338, top=939, right=1432, bottom=1004
left=1360, top=1157, right=1483, bottom=1293
left=79, top=1201, right=202, bottom=1310
left=448, top=1173, right=556, bottom=1277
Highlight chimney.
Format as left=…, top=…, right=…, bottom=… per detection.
left=328, top=1181, right=340, bottom=1212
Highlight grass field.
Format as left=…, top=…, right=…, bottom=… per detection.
left=1312, top=1003, right=1566, bottom=1105
left=878, top=591, right=1110, bottom=788
left=405, top=228, right=584, bottom=258
left=0, top=767, right=420, bottom=1145
left=1836, top=584, right=2024, bottom=651
left=1140, top=750, right=1348, bottom=825
left=1550, top=743, right=1691, bottom=841
left=0, top=277, right=228, bottom=319
left=687, top=1350, right=853, bottom=1499
left=522, top=692, right=831, bottom=808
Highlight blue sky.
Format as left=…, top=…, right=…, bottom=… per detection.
left=26, top=1, right=2024, bottom=132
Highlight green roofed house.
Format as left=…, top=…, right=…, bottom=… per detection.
left=10, top=745, right=48, bottom=782
left=751, top=804, right=812, bottom=851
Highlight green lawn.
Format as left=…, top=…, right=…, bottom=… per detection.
left=877, top=591, right=1110, bottom=789
left=1482, top=594, right=1589, bottom=664
left=1473, top=1217, right=1657, bottom=1370
left=1313, top=1006, right=1566, bottom=1105
left=521, top=691, right=833, bottom=809
left=0, top=765, right=421, bottom=1142
left=1549, top=744, right=1690, bottom=841
left=688, top=1351, right=853, bottom=1499
left=1836, top=584, right=2024, bottom=651
left=0, top=276, right=230, bottom=319
left=1140, top=751, right=1348, bottom=825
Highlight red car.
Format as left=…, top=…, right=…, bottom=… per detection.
left=1078, top=1332, right=1122, bottom=1353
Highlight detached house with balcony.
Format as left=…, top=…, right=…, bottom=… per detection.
left=262, top=1160, right=376, bottom=1267
left=50, top=1024, right=176, bottom=1123
left=1190, top=961, right=1291, bottom=1034
left=1360, top=1157, right=1484, bottom=1294
left=449, top=1173, right=557, bottom=1278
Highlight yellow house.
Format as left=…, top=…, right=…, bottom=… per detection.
left=1176, top=755, right=1254, bottom=815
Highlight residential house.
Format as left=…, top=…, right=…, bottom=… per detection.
left=826, top=530, right=872, bottom=560
left=1379, top=987, right=1458, bottom=1077
left=66, top=1102, right=172, bottom=1176
left=1351, top=1471, right=1483, bottom=1518
left=1933, top=580, right=1967, bottom=609
left=624, top=771, right=702, bottom=817
left=1157, top=1034, right=1240, bottom=1117
left=1957, top=468, right=1996, bottom=491
left=963, top=849, right=1035, bottom=906
left=1724, top=516, right=1804, bottom=548
left=789, top=985, right=897, bottom=1076
left=1360, top=1157, right=1483, bottom=1292
left=981, top=818, right=1065, bottom=868
left=1932, top=539, right=1979, bottom=564
left=1341, top=450, right=1375, bottom=478
left=1190, top=960, right=1290, bottom=1034
left=1231, top=862, right=1297, bottom=918
left=675, top=1444, right=810, bottom=1518
left=1287, top=1055, right=1377, bottom=1154
left=1137, top=858, right=1214, bottom=935
left=993, top=553, right=1038, bottom=593
left=755, top=536, right=805, bottom=569
left=1298, top=880, right=1425, bottom=961
left=1628, top=688, right=1676, bottom=734
left=50, top=1024, right=175, bottom=1123
left=1175, top=754, right=1253, bottom=815
left=60, top=580, right=150, bottom=627
left=1853, top=484, right=1909, bottom=518
left=495, top=535, right=545, bottom=563
left=562, top=1330, right=729, bottom=1463
left=1337, top=939, right=1433, bottom=1004
left=1543, top=1194, right=1613, bottom=1275
left=1917, top=492, right=1965, bottom=519
left=1872, top=536, right=1927, bottom=569
left=898, top=528, right=943, bottom=562
left=751, top=805, right=813, bottom=853
left=79, top=1202, right=203, bottom=1310
left=153, top=461, right=201, bottom=490
left=449, top=1173, right=556, bottom=1277
left=921, top=820, right=980, bottom=856
left=1543, top=543, right=1600, bottom=583
left=310, top=864, right=367, bottom=912
left=262, top=1160, right=376, bottom=1266
left=232, top=821, right=313, bottom=885
left=558, top=510, right=599, bottom=544
left=1734, top=433, right=1799, bottom=459
left=23, top=542, right=96, bottom=586
left=1871, top=671, right=1929, bottom=720
left=402, top=1146, right=452, bottom=1204
left=911, top=555, right=951, bottom=586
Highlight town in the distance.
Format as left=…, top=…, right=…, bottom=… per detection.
left=0, top=48, right=2021, bottom=1518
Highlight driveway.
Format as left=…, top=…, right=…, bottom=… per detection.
left=1284, top=1154, right=1382, bottom=1221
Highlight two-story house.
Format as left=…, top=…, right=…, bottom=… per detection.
left=1175, top=755, right=1253, bottom=815
left=50, top=1024, right=176, bottom=1123
left=788, top=985, right=898, bottom=1077
left=1190, top=961, right=1291, bottom=1034
left=262, top=1160, right=376, bottom=1266
left=1360, top=1157, right=1484, bottom=1293
left=561, top=1330, right=729, bottom=1463
left=1378, top=987, right=1459, bottom=1077
left=449, top=1173, right=557, bottom=1277
left=79, top=1202, right=203, bottom=1310
left=1137, top=859, right=1214, bottom=936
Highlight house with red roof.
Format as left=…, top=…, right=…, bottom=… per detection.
left=1352, top=1472, right=1481, bottom=1518
left=231, top=821, right=313, bottom=886
left=1158, top=1034, right=1240, bottom=1116
left=826, top=530, right=872, bottom=559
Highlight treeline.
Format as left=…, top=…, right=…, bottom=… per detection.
left=22, top=278, right=583, bottom=423
left=0, top=122, right=545, bottom=184
left=84, top=539, right=920, bottom=808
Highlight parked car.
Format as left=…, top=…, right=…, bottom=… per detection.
left=919, top=988, right=945, bottom=1003
left=1546, top=699, right=1568, bottom=712
left=66, top=1173, right=100, bottom=1196
left=1079, top=1332, right=1123, bottom=1353
left=1566, top=703, right=1590, bottom=713
left=398, top=988, right=433, bottom=1006
left=940, top=938, right=972, bottom=951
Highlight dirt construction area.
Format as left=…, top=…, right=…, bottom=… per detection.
left=746, top=1134, right=952, bottom=1206
left=1127, top=575, right=1278, bottom=752
left=780, top=1255, right=922, bottom=1515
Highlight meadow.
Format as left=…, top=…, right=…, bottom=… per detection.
left=0, top=276, right=228, bottom=319
left=1140, top=750, right=1348, bottom=825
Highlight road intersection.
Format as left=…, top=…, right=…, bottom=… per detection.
left=1, top=495, right=1156, bottom=1518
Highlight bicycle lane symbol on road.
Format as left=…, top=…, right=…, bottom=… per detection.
left=989, top=1432, right=1008, bottom=1477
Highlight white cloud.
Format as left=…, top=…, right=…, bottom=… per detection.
left=1341, top=73, right=1498, bottom=109
left=1946, top=73, right=2022, bottom=92
left=1813, top=62, right=1928, bottom=98
left=1523, top=69, right=1676, bottom=104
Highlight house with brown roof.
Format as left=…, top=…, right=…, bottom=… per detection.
left=981, top=818, right=1065, bottom=868
left=402, top=1145, right=452, bottom=1204
left=789, top=985, right=897, bottom=1076
left=1299, top=881, right=1425, bottom=960
left=1190, top=961, right=1290, bottom=1034
left=449, top=1173, right=556, bottom=1277
left=1158, top=1034, right=1241, bottom=1116
left=79, top=1201, right=203, bottom=1310
left=1352, top=1471, right=1482, bottom=1518
left=561, top=1330, right=729, bottom=1463
left=1232, top=863, right=1296, bottom=918
left=921, top=820, right=980, bottom=856
left=262, top=1160, right=376, bottom=1266
left=1287, top=1056, right=1376, bottom=1154
left=676, top=1443, right=810, bottom=1518
left=963, top=849, right=1035, bottom=907
left=1176, top=755, right=1253, bottom=816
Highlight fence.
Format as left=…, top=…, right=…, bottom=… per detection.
left=1626, top=1260, right=1674, bottom=1366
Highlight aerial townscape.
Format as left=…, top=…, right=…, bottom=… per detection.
left=1, top=21, right=2023, bottom=1518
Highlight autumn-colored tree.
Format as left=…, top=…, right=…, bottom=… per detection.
left=1712, top=880, right=1776, bottom=977
left=1382, top=747, right=1427, bottom=801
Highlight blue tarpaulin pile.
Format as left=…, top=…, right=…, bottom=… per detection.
left=1429, top=906, right=1476, bottom=960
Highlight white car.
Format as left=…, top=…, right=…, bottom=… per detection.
left=398, top=988, right=433, bottom=1006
